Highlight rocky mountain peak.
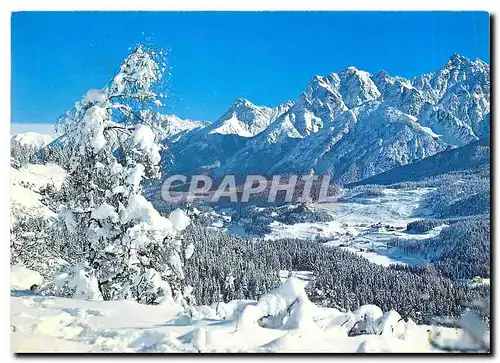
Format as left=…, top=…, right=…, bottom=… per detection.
left=166, top=53, right=490, bottom=184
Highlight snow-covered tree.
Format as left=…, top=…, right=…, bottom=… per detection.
left=10, top=214, right=68, bottom=280
left=54, top=46, right=192, bottom=304
left=10, top=142, right=38, bottom=166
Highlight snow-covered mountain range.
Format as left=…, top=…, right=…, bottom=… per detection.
left=349, top=137, right=490, bottom=187
left=162, top=99, right=293, bottom=174
left=140, top=111, right=209, bottom=140
left=12, top=54, right=490, bottom=185
left=165, top=54, right=490, bottom=183
left=11, top=132, right=53, bottom=151
left=206, top=98, right=294, bottom=138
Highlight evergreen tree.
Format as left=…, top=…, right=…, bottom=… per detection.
left=54, top=46, right=192, bottom=304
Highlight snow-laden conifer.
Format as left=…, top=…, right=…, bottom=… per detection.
left=54, top=46, right=192, bottom=304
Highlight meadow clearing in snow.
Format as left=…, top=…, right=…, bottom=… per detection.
left=261, top=188, right=440, bottom=266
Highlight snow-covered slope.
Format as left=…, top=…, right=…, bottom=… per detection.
left=141, top=111, right=209, bottom=140
left=207, top=98, right=293, bottom=138
left=11, top=273, right=476, bottom=353
left=163, top=99, right=292, bottom=174
left=304, top=103, right=448, bottom=183
left=11, top=132, right=53, bottom=150
left=166, top=54, right=489, bottom=184
left=350, top=137, right=490, bottom=186
left=10, top=164, right=66, bottom=224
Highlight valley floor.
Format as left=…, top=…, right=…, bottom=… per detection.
left=257, top=187, right=440, bottom=266
left=9, top=164, right=489, bottom=353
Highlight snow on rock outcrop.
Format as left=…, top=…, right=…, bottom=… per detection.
left=372, top=70, right=425, bottom=116
left=412, top=54, right=490, bottom=140
left=338, top=66, right=381, bottom=108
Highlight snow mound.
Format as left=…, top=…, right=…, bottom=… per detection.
left=52, top=266, right=103, bottom=301
left=238, top=277, right=324, bottom=332
left=10, top=276, right=478, bottom=353
left=356, top=337, right=427, bottom=353
left=376, top=310, right=404, bottom=337
left=11, top=265, right=43, bottom=290
left=353, top=304, right=384, bottom=322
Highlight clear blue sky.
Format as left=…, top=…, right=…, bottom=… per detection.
left=12, top=11, right=490, bottom=125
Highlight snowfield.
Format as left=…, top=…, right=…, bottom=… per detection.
left=10, top=163, right=66, bottom=223
left=11, top=270, right=466, bottom=353
left=11, top=132, right=53, bottom=150
left=11, top=163, right=66, bottom=191
left=262, top=188, right=437, bottom=266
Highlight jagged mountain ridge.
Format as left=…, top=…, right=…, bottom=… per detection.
left=14, top=54, right=489, bottom=187
left=165, top=53, right=489, bottom=184
left=206, top=98, right=294, bottom=137
left=141, top=111, right=209, bottom=140
left=163, top=99, right=293, bottom=174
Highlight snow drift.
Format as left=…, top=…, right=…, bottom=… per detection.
left=10, top=268, right=486, bottom=353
